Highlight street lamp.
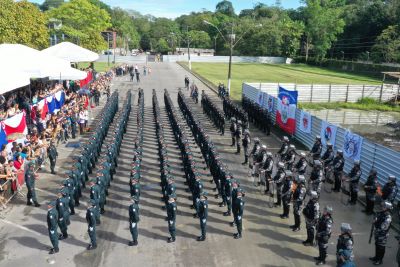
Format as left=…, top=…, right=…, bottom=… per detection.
left=204, top=20, right=262, bottom=96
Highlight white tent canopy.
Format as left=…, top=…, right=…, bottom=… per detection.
left=41, top=42, right=99, bottom=63
left=48, top=67, right=87, bottom=80
left=0, top=67, right=31, bottom=95
left=0, top=43, right=88, bottom=93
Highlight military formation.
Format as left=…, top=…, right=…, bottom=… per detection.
left=39, top=76, right=399, bottom=266
left=201, top=91, right=225, bottom=135
left=46, top=90, right=133, bottom=253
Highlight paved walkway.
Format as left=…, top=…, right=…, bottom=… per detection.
left=0, top=62, right=397, bottom=267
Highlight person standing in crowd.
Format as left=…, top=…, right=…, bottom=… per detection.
left=291, top=175, right=306, bottom=232
left=347, top=160, right=362, bottom=205
left=332, top=150, right=345, bottom=192
left=363, top=169, right=378, bottom=215
left=280, top=171, right=293, bottom=219
left=369, top=201, right=393, bottom=265
left=130, top=68, right=135, bottom=82
left=25, top=162, right=40, bottom=207
left=310, top=136, right=323, bottom=160
left=229, top=118, right=237, bottom=147
left=47, top=140, right=58, bottom=174
left=235, top=120, right=242, bottom=154
left=56, top=190, right=68, bottom=240
left=315, top=206, right=333, bottom=265
left=184, top=76, right=190, bottom=90
left=303, top=191, right=320, bottom=246
left=381, top=175, right=398, bottom=204
left=232, top=189, right=245, bottom=239
left=277, top=136, right=289, bottom=162
left=167, top=196, right=177, bottom=243
left=86, top=199, right=97, bottom=250
left=128, top=195, right=140, bottom=246
left=79, top=108, right=85, bottom=135
left=47, top=201, right=59, bottom=254
left=136, top=71, right=140, bottom=83
left=197, top=192, right=208, bottom=241
left=336, top=223, right=354, bottom=266
left=242, top=129, right=251, bottom=165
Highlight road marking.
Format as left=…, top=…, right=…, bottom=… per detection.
left=0, top=218, right=42, bottom=236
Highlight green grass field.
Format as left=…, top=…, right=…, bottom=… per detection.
left=78, top=62, right=116, bottom=72
left=188, top=62, right=382, bottom=100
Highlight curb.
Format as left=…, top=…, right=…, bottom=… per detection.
left=177, top=62, right=218, bottom=95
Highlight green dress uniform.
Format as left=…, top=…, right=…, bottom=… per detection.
left=63, top=177, right=76, bottom=215
left=128, top=198, right=140, bottom=246
left=233, top=193, right=245, bottom=239
left=47, top=202, right=59, bottom=254
left=25, top=163, right=39, bottom=206
left=90, top=182, right=101, bottom=223
left=96, top=175, right=106, bottom=214
left=86, top=200, right=97, bottom=250
left=167, top=200, right=177, bottom=242
left=47, top=143, right=58, bottom=174
left=129, top=179, right=141, bottom=201
left=56, top=193, right=68, bottom=239
left=197, top=196, right=208, bottom=241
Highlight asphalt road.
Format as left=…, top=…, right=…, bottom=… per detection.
left=0, top=62, right=398, bottom=267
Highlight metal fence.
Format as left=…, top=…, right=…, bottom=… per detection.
left=244, top=82, right=399, bottom=103
left=163, top=55, right=291, bottom=64
left=243, top=83, right=400, bottom=200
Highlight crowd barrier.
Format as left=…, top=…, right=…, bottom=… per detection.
left=243, top=84, right=400, bottom=201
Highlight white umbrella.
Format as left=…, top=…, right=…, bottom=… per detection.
left=41, top=42, right=99, bottom=63
left=0, top=67, right=31, bottom=94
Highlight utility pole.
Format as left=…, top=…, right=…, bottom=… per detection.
left=107, top=33, right=110, bottom=66
left=187, top=26, right=191, bottom=70
left=227, top=24, right=234, bottom=96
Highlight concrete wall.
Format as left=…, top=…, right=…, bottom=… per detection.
left=163, top=55, right=292, bottom=64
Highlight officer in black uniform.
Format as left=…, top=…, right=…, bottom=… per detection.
left=277, top=136, right=289, bottom=162
left=280, top=171, right=293, bottom=219
left=166, top=196, right=177, bottom=243
left=291, top=175, right=306, bottom=232
left=242, top=129, right=251, bottom=164
left=25, top=162, right=40, bottom=207
left=370, top=201, right=393, bottom=265
left=86, top=199, right=97, bottom=250
left=381, top=175, right=398, bottom=204
left=197, top=192, right=208, bottom=241
left=230, top=118, right=237, bottom=147
left=63, top=174, right=76, bottom=215
left=332, top=150, right=345, bottom=192
left=303, top=191, right=320, bottom=246
left=235, top=120, right=242, bottom=154
left=273, top=162, right=286, bottom=207
left=128, top=195, right=140, bottom=246
left=233, top=189, right=245, bottom=239
left=315, top=206, right=334, bottom=265
left=310, top=136, right=323, bottom=160
left=347, top=160, right=362, bottom=205
left=47, top=140, right=58, bottom=174
left=222, top=174, right=233, bottom=216
left=295, top=152, right=308, bottom=175
left=363, top=169, right=378, bottom=215
left=47, top=201, right=59, bottom=254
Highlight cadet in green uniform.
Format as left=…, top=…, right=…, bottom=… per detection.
left=47, top=140, right=58, bottom=174
left=89, top=180, right=101, bottom=224
left=25, top=162, right=40, bottom=207
left=63, top=173, right=76, bottom=215
left=233, top=189, right=245, bottom=239
left=128, top=196, right=140, bottom=246
left=86, top=199, right=97, bottom=250
left=47, top=201, right=59, bottom=254
left=56, top=190, right=68, bottom=240
left=96, top=173, right=106, bottom=214
left=166, top=196, right=177, bottom=243
left=197, top=192, right=208, bottom=241
left=129, top=176, right=141, bottom=201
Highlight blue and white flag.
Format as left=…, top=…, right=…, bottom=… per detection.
left=320, top=121, right=337, bottom=147
left=343, top=130, right=363, bottom=161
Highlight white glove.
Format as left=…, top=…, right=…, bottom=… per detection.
left=169, top=220, right=173, bottom=225
left=89, top=227, right=93, bottom=231
left=238, top=216, right=242, bottom=220
left=202, top=219, right=206, bottom=223
left=131, top=223, right=136, bottom=228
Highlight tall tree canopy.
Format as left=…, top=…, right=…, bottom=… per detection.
left=0, top=0, right=48, bottom=49
left=215, top=0, right=235, bottom=17
left=47, top=0, right=111, bottom=51
left=40, top=0, right=64, bottom=11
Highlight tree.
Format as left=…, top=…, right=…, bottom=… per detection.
left=0, top=0, right=49, bottom=49
left=40, top=0, right=64, bottom=11
left=215, top=0, right=235, bottom=17
left=139, top=33, right=151, bottom=51
left=187, top=30, right=211, bottom=48
left=372, top=25, right=400, bottom=63
left=155, top=38, right=170, bottom=54
left=47, top=0, right=111, bottom=52
left=111, top=7, right=140, bottom=49
left=303, top=0, right=345, bottom=60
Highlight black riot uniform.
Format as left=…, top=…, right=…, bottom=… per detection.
left=303, top=191, right=320, bottom=246
left=363, top=169, right=378, bottom=214
left=315, top=206, right=333, bottom=265
left=370, top=201, right=393, bottom=265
